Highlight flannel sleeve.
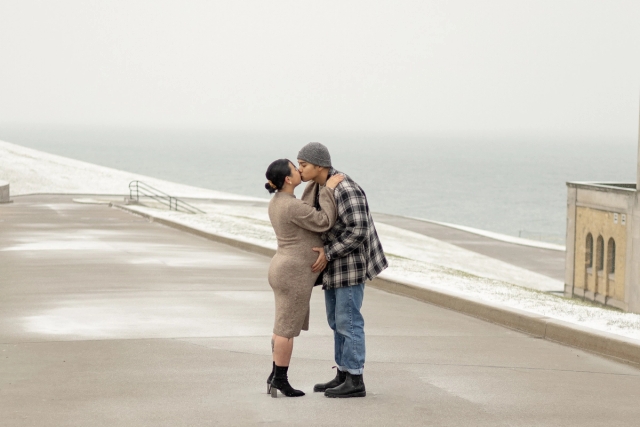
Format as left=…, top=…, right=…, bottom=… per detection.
left=324, top=184, right=369, bottom=260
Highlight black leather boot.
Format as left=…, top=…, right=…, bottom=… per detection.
left=266, top=361, right=275, bottom=394
left=324, top=372, right=366, bottom=398
left=313, top=367, right=347, bottom=392
left=270, top=365, right=305, bottom=398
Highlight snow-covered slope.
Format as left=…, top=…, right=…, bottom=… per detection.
left=0, top=139, right=264, bottom=201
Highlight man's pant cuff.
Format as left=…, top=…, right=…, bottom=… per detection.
left=345, top=368, right=364, bottom=375
left=337, top=365, right=348, bottom=372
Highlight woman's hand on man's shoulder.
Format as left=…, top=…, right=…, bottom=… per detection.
left=326, top=174, right=345, bottom=190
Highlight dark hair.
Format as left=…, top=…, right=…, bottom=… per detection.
left=265, top=159, right=292, bottom=194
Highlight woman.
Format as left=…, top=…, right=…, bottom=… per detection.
left=264, top=159, right=343, bottom=397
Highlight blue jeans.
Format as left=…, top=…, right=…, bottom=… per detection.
left=324, top=283, right=365, bottom=375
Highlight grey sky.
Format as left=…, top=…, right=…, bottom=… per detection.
left=1, top=0, right=639, bottom=138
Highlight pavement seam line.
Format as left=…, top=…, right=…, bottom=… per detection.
left=110, top=203, right=640, bottom=368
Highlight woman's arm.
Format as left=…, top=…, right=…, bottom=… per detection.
left=289, top=188, right=337, bottom=232
left=289, top=174, right=343, bottom=232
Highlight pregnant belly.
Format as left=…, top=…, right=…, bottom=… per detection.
left=277, top=244, right=321, bottom=265
left=273, top=250, right=317, bottom=270
left=269, top=249, right=319, bottom=285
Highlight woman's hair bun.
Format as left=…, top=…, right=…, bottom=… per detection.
left=265, top=182, right=276, bottom=194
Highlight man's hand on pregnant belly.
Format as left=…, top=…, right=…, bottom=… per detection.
left=311, top=247, right=328, bottom=273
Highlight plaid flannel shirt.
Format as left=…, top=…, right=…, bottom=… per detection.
left=301, top=168, right=388, bottom=289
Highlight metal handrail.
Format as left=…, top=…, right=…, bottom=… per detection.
left=128, top=181, right=205, bottom=214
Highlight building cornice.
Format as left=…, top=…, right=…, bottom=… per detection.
left=566, top=181, right=636, bottom=194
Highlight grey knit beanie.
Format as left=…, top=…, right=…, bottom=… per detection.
left=297, top=142, right=332, bottom=167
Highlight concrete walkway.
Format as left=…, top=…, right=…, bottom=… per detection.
left=373, top=213, right=566, bottom=282
left=1, top=196, right=639, bottom=426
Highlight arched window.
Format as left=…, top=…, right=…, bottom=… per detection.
left=608, top=238, right=616, bottom=275
left=596, top=236, right=605, bottom=272
left=585, top=233, right=593, bottom=269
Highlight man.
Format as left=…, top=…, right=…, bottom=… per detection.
left=297, top=142, right=388, bottom=398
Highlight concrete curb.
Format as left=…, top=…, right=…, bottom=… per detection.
left=111, top=204, right=277, bottom=258
left=368, top=277, right=550, bottom=338
left=368, top=277, right=640, bottom=365
left=111, top=203, right=640, bottom=366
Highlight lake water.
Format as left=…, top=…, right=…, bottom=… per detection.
left=1, top=126, right=636, bottom=243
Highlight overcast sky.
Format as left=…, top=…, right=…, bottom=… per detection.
left=1, top=1, right=639, bottom=139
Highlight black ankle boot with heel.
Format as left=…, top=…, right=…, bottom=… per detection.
left=266, top=361, right=275, bottom=394
left=270, top=365, right=305, bottom=398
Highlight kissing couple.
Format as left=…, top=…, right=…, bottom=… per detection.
left=264, top=142, right=388, bottom=398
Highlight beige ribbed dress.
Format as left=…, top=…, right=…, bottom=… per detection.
left=267, top=187, right=337, bottom=338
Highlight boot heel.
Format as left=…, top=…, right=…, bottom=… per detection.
left=266, top=361, right=275, bottom=394
left=270, top=365, right=305, bottom=397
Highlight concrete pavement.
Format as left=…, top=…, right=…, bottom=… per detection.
left=1, top=195, right=639, bottom=426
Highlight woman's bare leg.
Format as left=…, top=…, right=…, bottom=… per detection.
left=273, top=335, right=294, bottom=366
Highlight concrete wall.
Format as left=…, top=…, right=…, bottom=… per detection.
left=632, top=112, right=640, bottom=312
left=575, top=185, right=631, bottom=212
left=564, top=186, right=577, bottom=296
left=628, top=193, right=640, bottom=313
left=0, top=180, right=9, bottom=203
left=636, top=109, right=640, bottom=191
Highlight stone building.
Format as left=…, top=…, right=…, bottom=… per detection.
left=565, top=120, right=640, bottom=312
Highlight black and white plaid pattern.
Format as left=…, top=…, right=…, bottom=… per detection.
left=302, top=169, right=388, bottom=289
